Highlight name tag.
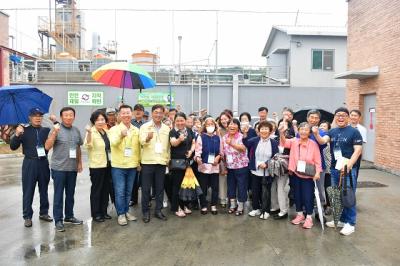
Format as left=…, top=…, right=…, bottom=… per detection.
left=124, top=148, right=132, bottom=157
left=334, top=147, right=343, bottom=160
left=207, top=153, right=215, bottom=164
left=69, top=148, right=77, bottom=159
left=335, top=157, right=349, bottom=170
left=297, top=160, right=306, bottom=172
left=226, top=154, right=233, bottom=164
left=278, top=146, right=284, bottom=154
left=36, top=146, right=46, bottom=157
left=155, top=142, right=163, bottom=154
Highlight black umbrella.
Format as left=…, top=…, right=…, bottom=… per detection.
left=293, top=108, right=334, bottom=124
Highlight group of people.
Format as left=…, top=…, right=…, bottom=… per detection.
left=10, top=103, right=364, bottom=236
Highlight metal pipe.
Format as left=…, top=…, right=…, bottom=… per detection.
left=191, top=79, right=194, bottom=112
left=207, top=76, right=210, bottom=113
left=198, top=78, right=202, bottom=115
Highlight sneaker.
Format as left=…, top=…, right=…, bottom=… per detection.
left=55, top=221, right=65, bottom=232
left=39, top=214, right=53, bottom=222
left=64, top=217, right=83, bottom=225
left=24, top=219, right=32, bottom=227
left=303, top=217, right=313, bottom=229
left=184, top=207, right=192, bottom=214
left=125, top=212, right=137, bottom=221
left=326, top=220, right=345, bottom=228
left=118, top=215, right=128, bottom=226
left=175, top=209, right=186, bottom=218
left=340, top=223, right=355, bottom=236
left=259, top=212, right=270, bottom=220
left=291, top=214, right=305, bottom=225
left=248, top=209, right=261, bottom=217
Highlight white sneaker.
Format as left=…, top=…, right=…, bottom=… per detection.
left=248, top=209, right=261, bottom=217
left=340, top=223, right=355, bottom=236
left=259, top=212, right=270, bottom=220
left=163, top=200, right=168, bottom=208
left=118, top=215, right=128, bottom=226
left=125, top=212, right=137, bottom=221
left=326, top=220, right=345, bottom=228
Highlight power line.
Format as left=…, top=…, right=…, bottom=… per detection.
left=0, top=8, right=332, bottom=15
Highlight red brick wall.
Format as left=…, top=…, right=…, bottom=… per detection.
left=346, top=0, right=400, bottom=173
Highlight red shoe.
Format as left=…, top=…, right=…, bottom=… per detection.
left=302, top=217, right=313, bottom=229
left=291, top=214, right=305, bottom=225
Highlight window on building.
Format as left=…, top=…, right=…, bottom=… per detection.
left=312, top=49, right=334, bottom=71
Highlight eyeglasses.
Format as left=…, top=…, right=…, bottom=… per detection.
left=335, top=114, right=348, bottom=118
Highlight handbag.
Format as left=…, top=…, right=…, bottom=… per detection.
left=341, top=165, right=356, bottom=208
left=296, top=143, right=316, bottom=177
left=170, top=159, right=188, bottom=170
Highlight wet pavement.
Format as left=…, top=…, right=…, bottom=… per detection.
left=0, top=156, right=400, bottom=265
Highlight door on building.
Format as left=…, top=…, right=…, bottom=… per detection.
left=362, top=94, right=376, bottom=162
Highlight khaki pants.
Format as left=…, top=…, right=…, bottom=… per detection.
left=270, top=174, right=290, bottom=212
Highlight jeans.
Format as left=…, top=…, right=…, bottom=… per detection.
left=227, top=167, right=248, bottom=203
left=111, top=167, right=137, bottom=216
left=22, top=158, right=50, bottom=219
left=51, top=170, right=77, bottom=223
left=331, top=168, right=358, bottom=225
left=293, top=174, right=314, bottom=215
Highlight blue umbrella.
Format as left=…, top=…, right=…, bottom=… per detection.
left=0, top=85, right=53, bottom=125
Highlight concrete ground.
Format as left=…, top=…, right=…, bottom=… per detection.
left=0, top=156, right=399, bottom=266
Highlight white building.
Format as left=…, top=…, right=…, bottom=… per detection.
left=262, top=25, right=347, bottom=89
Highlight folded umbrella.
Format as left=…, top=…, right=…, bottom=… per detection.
left=179, top=167, right=203, bottom=201
left=0, top=85, right=53, bottom=125
left=314, top=180, right=325, bottom=230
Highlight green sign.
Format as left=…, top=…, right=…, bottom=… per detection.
left=68, top=91, right=103, bottom=106
left=138, top=91, right=175, bottom=107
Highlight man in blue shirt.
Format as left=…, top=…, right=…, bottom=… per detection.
left=313, top=107, right=362, bottom=236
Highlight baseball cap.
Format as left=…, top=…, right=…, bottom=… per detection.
left=106, top=107, right=117, bottom=114
left=143, top=111, right=149, bottom=117
left=29, top=108, right=44, bottom=116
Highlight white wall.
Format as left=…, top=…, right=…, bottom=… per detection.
left=289, top=35, right=347, bottom=87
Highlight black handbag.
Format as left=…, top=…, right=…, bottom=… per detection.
left=341, top=165, right=356, bottom=208
left=170, top=158, right=188, bottom=170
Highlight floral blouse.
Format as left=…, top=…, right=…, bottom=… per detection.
left=222, top=132, right=249, bottom=169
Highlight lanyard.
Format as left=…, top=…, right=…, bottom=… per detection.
left=298, top=141, right=309, bottom=161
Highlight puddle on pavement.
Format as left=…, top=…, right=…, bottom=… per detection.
left=22, top=219, right=92, bottom=259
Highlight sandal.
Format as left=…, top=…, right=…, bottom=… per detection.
left=175, top=209, right=186, bottom=218
left=235, top=210, right=243, bottom=216
left=200, top=208, right=208, bottom=215
left=228, top=207, right=237, bottom=214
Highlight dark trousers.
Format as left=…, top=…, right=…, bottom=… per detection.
left=293, top=175, right=314, bottom=215
left=141, top=164, right=166, bottom=214
left=51, top=170, right=77, bottom=223
left=89, top=167, right=111, bottom=218
left=164, top=173, right=172, bottom=202
left=22, top=158, right=50, bottom=219
left=251, top=173, right=262, bottom=210
left=198, top=173, right=219, bottom=208
left=131, top=170, right=141, bottom=204
left=170, top=169, right=186, bottom=212
left=227, top=167, right=248, bottom=202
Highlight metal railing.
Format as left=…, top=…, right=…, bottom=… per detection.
left=14, top=60, right=290, bottom=85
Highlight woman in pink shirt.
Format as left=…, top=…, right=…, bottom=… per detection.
left=222, top=119, right=249, bottom=216
left=279, top=122, right=321, bottom=229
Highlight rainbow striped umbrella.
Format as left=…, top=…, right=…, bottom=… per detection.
left=92, top=62, right=156, bottom=102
